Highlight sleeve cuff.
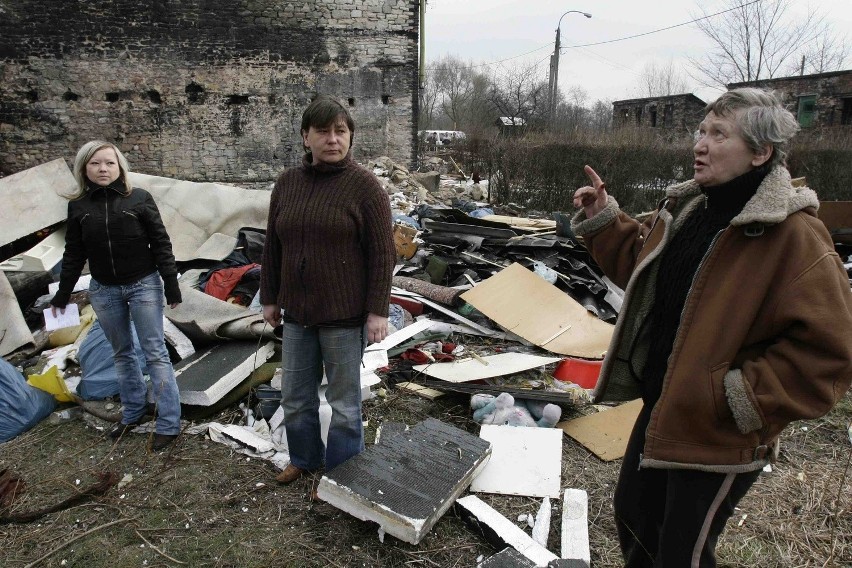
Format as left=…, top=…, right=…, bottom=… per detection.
left=570, top=195, right=621, bottom=237
left=724, top=369, right=764, bottom=434
left=50, top=291, right=71, bottom=309
left=163, top=277, right=182, bottom=305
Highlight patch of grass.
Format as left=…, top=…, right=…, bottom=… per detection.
left=1, top=383, right=850, bottom=567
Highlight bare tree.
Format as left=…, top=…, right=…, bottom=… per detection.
left=786, top=32, right=850, bottom=75
left=418, top=67, right=440, bottom=129
left=464, top=71, right=494, bottom=137
left=635, top=60, right=689, bottom=97
left=553, top=85, right=590, bottom=133
left=589, top=99, right=613, bottom=132
left=433, top=55, right=474, bottom=130
left=689, top=0, right=843, bottom=87
left=487, top=62, right=548, bottom=129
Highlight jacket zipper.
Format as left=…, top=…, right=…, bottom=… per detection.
left=105, top=196, right=117, bottom=278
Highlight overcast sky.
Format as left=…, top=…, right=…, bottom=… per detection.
left=423, top=0, right=852, bottom=105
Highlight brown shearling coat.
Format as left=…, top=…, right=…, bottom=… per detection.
left=571, top=166, right=852, bottom=472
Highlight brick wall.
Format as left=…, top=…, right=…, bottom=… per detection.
left=0, top=0, right=420, bottom=183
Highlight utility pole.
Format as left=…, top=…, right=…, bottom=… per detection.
left=550, top=27, right=561, bottom=119
left=549, top=11, right=592, bottom=121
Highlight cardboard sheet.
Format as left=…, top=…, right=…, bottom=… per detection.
left=412, top=352, right=560, bottom=383
left=460, top=263, right=613, bottom=358
left=558, top=399, right=643, bottom=461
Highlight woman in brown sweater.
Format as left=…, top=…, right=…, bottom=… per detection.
left=260, top=95, right=395, bottom=484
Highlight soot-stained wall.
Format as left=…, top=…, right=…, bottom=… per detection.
left=0, top=0, right=419, bottom=183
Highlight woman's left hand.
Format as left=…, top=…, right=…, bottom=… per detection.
left=169, top=302, right=180, bottom=309
left=366, top=313, right=388, bottom=344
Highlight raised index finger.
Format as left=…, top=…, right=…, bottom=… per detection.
left=584, top=165, right=604, bottom=189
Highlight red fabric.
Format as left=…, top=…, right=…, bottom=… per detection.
left=204, top=264, right=260, bottom=300
left=401, top=349, right=431, bottom=364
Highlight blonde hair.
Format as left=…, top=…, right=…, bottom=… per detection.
left=70, top=141, right=132, bottom=198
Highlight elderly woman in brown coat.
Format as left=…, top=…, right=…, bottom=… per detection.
left=572, top=88, right=852, bottom=567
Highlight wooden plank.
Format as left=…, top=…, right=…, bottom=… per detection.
left=395, top=381, right=445, bottom=400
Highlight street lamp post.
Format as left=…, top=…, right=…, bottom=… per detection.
left=550, top=10, right=592, bottom=119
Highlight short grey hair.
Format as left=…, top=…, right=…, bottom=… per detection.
left=705, top=87, right=800, bottom=168
left=71, top=140, right=132, bottom=199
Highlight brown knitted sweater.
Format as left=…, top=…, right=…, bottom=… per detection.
left=259, top=153, right=395, bottom=326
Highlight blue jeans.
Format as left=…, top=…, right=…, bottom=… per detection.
left=280, top=322, right=366, bottom=471
left=88, top=272, right=181, bottom=435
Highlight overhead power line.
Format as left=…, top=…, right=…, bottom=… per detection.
left=423, top=0, right=761, bottom=71
left=560, top=0, right=760, bottom=49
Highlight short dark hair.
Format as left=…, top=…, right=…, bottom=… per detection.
left=300, top=95, right=355, bottom=137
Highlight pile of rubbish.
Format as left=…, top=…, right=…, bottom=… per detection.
left=1, top=155, right=632, bottom=566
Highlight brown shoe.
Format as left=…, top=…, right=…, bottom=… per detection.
left=276, top=463, right=307, bottom=484
left=150, top=433, right=178, bottom=451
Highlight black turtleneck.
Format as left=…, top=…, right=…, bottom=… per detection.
left=639, top=166, right=769, bottom=404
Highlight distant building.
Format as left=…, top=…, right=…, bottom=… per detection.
left=728, top=69, right=852, bottom=128
left=612, top=94, right=707, bottom=134
left=495, top=116, right=526, bottom=137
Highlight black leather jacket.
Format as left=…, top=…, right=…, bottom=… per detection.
left=50, top=182, right=181, bottom=307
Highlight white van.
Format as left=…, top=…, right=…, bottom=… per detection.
left=419, top=130, right=466, bottom=148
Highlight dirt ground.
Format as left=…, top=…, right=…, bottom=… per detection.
left=1, top=376, right=850, bottom=568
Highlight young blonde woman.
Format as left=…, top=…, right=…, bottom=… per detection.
left=51, top=141, right=182, bottom=451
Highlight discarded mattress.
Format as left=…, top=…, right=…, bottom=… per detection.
left=0, top=357, right=56, bottom=442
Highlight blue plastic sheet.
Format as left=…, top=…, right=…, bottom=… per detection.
left=77, top=320, right=147, bottom=400
left=0, top=358, right=56, bottom=442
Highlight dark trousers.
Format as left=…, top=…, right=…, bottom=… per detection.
left=614, top=405, right=761, bottom=568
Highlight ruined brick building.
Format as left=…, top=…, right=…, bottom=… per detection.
left=729, top=70, right=852, bottom=129
left=0, top=0, right=420, bottom=185
left=611, top=94, right=707, bottom=137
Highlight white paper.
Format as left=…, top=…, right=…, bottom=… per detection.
left=43, top=303, right=80, bottom=331
left=48, top=274, right=92, bottom=295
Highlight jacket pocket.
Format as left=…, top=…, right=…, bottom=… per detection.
left=118, top=209, right=146, bottom=240
left=710, top=362, right=732, bottom=422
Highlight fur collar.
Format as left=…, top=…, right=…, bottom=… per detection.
left=664, top=166, right=819, bottom=226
